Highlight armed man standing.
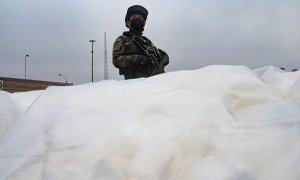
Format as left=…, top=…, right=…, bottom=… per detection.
left=112, top=5, right=169, bottom=79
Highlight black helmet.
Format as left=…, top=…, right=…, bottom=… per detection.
left=125, top=5, right=148, bottom=27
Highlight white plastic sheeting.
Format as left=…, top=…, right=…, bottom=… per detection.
left=0, top=65, right=299, bottom=180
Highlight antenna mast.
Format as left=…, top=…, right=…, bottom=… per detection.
left=104, top=32, right=109, bottom=80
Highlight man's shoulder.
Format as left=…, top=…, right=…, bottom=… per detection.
left=114, top=35, right=129, bottom=46
left=141, top=35, right=150, bottom=41
left=115, top=35, right=128, bottom=41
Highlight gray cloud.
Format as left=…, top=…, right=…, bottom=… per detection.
left=1, top=0, right=299, bottom=84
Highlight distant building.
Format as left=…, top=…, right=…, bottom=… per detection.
left=0, top=77, right=73, bottom=93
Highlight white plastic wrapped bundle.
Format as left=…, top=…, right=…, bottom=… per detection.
left=0, top=65, right=299, bottom=180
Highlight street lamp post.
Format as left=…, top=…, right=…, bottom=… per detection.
left=59, top=73, right=68, bottom=84
left=25, top=54, right=29, bottom=79
left=89, top=40, right=96, bottom=82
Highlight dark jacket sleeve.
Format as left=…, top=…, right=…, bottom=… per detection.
left=158, top=49, right=169, bottom=67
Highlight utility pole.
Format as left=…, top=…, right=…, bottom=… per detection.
left=24, top=54, right=29, bottom=91
left=89, top=40, right=96, bottom=82
left=25, top=54, right=29, bottom=79
left=104, top=32, right=109, bottom=80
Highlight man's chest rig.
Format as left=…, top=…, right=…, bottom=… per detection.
left=122, top=31, right=164, bottom=75
left=122, top=32, right=155, bottom=55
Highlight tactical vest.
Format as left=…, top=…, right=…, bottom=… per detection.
left=119, top=31, right=164, bottom=79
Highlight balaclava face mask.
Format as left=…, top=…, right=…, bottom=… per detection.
left=130, top=19, right=145, bottom=34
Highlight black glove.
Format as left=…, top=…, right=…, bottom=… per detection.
left=137, top=55, right=150, bottom=65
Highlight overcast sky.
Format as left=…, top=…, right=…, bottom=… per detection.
left=1, top=0, right=299, bottom=84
